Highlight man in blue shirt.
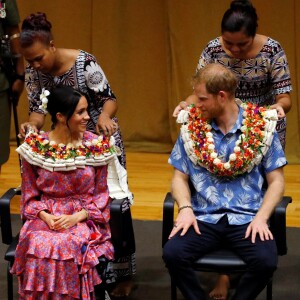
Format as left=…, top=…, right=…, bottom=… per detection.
left=163, top=63, right=286, bottom=300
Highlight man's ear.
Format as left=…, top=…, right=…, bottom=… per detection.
left=218, top=90, right=226, bottom=98
left=217, top=90, right=227, bottom=103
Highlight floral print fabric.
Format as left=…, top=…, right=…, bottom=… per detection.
left=11, top=131, right=114, bottom=299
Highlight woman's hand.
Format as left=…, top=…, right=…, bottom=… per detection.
left=173, top=95, right=199, bottom=117
left=269, top=103, right=285, bottom=119
left=38, top=211, right=57, bottom=230
left=96, top=112, right=118, bottom=136
left=52, top=210, right=88, bottom=231
left=52, top=214, right=77, bottom=231
left=19, top=112, right=45, bottom=138
left=19, top=122, right=38, bottom=138
left=173, top=101, right=188, bottom=118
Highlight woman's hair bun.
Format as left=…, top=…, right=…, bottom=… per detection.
left=21, top=12, right=52, bottom=32
left=230, top=0, right=253, bottom=13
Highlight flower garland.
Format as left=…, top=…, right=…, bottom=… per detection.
left=24, top=131, right=114, bottom=159
left=17, top=131, right=116, bottom=172
left=177, top=100, right=278, bottom=178
left=16, top=130, right=134, bottom=201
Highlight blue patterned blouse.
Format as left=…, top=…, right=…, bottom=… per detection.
left=196, top=37, right=292, bottom=148
left=169, top=107, right=287, bottom=225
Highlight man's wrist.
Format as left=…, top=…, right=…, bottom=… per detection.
left=178, top=205, right=193, bottom=212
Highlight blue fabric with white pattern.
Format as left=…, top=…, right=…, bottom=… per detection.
left=169, top=106, right=287, bottom=225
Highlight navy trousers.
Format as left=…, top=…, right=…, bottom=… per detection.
left=163, top=215, right=277, bottom=300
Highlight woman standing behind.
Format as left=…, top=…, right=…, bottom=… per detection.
left=19, top=12, right=125, bottom=166
left=19, top=12, right=135, bottom=297
left=173, top=1, right=292, bottom=299
left=11, top=85, right=115, bottom=299
left=174, top=0, right=292, bottom=150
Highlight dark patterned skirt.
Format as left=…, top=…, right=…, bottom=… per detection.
left=87, top=110, right=135, bottom=282
left=106, top=197, right=136, bottom=284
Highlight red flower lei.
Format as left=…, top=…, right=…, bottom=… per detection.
left=24, top=131, right=114, bottom=160
left=184, top=102, right=276, bottom=178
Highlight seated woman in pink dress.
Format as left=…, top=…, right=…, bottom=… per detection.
left=11, top=85, right=119, bottom=299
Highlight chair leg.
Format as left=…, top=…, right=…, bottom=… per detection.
left=266, top=279, right=273, bottom=300
left=94, top=283, right=106, bottom=300
left=171, top=278, right=177, bottom=300
left=7, top=262, right=13, bottom=300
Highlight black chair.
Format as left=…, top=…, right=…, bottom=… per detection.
left=162, top=192, right=292, bottom=300
left=0, top=187, right=135, bottom=300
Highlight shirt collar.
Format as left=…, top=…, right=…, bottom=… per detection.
left=211, top=105, right=244, bottom=134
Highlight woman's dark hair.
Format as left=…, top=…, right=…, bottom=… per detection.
left=20, top=12, right=53, bottom=48
left=47, top=85, right=83, bottom=129
left=221, top=0, right=258, bottom=37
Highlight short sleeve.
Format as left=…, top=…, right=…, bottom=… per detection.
left=196, top=38, right=220, bottom=73
left=268, top=40, right=292, bottom=95
left=262, top=131, right=287, bottom=174
left=83, top=52, right=116, bottom=99
left=168, top=135, right=190, bottom=175
left=25, top=65, right=46, bottom=114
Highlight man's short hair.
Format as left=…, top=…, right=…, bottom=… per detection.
left=192, top=63, right=238, bottom=96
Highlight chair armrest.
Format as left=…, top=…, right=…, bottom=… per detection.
left=270, top=196, right=292, bottom=256
left=0, top=187, right=21, bottom=245
left=109, top=197, right=135, bottom=259
left=162, top=192, right=175, bottom=247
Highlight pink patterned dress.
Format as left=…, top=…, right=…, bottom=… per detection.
left=11, top=131, right=114, bottom=299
